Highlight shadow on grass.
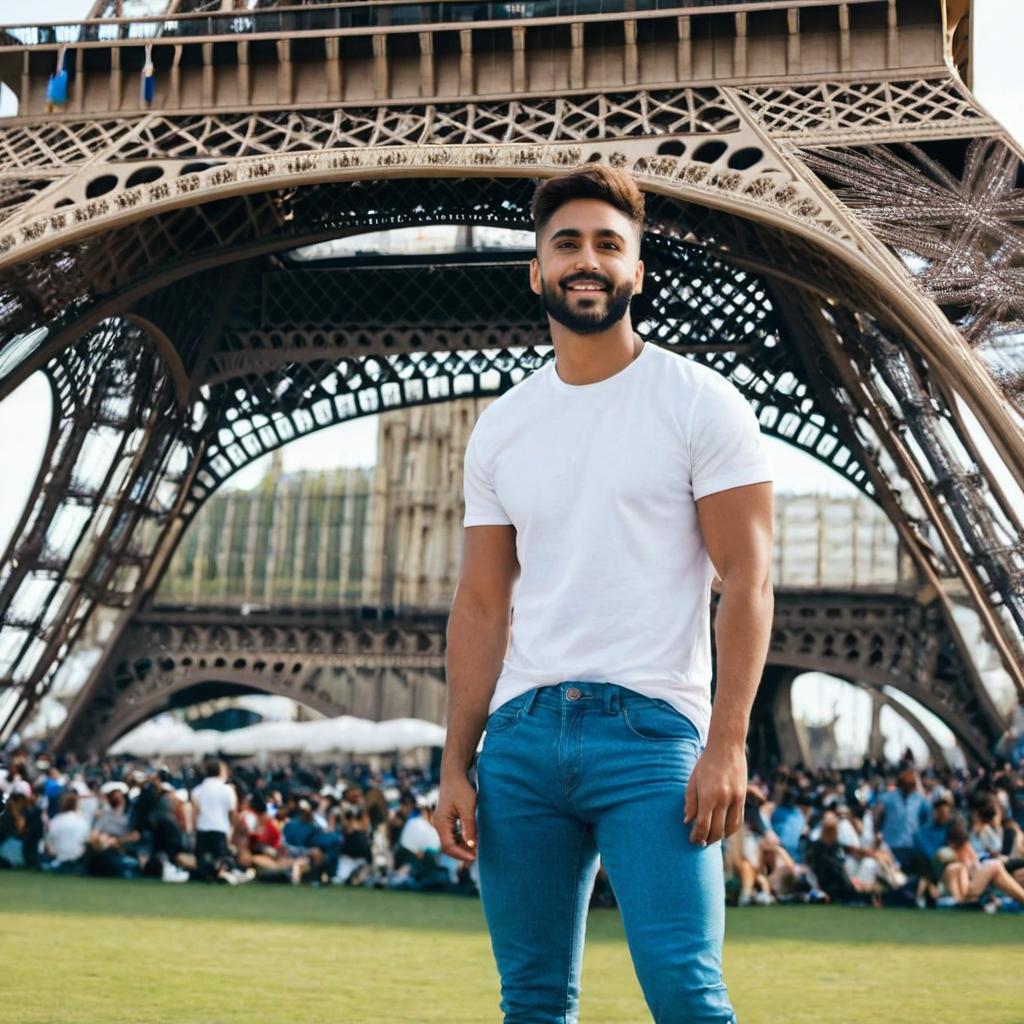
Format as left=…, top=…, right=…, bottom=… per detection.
left=1, top=873, right=1021, bottom=946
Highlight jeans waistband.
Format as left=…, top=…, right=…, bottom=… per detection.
left=515, top=680, right=660, bottom=716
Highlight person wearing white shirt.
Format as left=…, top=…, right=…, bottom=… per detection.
left=190, top=758, right=238, bottom=882
left=45, top=792, right=91, bottom=872
left=436, top=164, right=773, bottom=1024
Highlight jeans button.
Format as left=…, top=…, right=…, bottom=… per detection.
left=566, top=687, right=582, bottom=700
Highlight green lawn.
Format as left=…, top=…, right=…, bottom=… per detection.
left=0, top=873, right=1020, bottom=1024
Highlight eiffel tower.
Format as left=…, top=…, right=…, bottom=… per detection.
left=0, top=0, right=1021, bottom=762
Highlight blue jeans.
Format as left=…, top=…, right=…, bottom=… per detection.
left=475, top=680, right=737, bottom=1024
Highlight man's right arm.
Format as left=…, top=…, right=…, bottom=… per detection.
left=435, top=523, right=518, bottom=861
left=442, top=524, right=518, bottom=774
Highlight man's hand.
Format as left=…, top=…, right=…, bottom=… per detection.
left=435, top=772, right=479, bottom=863
left=684, top=742, right=747, bottom=846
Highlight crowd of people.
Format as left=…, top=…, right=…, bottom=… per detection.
left=0, top=746, right=471, bottom=894
left=723, top=755, right=1024, bottom=913
left=2, top=738, right=1023, bottom=914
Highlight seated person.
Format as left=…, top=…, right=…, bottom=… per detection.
left=149, top=784, right=197, bottom=882
left=0, top=782, right=43, bottom=870
left=938, top=820, right=1024, bottom=910
left=44, top=792, right=91, bottom=874
left=806, top=811, right=877, bottom=906
left=283, top=798, right=339, bottom=881
left=335, top=804, right=374, bottom=886
left=237, top=792, right=307, bottom=885
left=87, top=782, right=140, bottom=877
left=391, top=799, right=448, bottom=890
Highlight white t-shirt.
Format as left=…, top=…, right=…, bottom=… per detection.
left=47, top=811, right=90, bottom=863
left=399, top=814, right=441, bottom=855
left=191, top=777, right=237, bottom=835
left=462, top=341, right=773, bottom=744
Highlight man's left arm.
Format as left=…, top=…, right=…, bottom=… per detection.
left=685, top=480, right=774, bottom=846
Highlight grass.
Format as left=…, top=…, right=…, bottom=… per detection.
left=0, top=872, right=1021, bottom=1024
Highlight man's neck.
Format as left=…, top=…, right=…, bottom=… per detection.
left=550, top=321, right=643, bottom=386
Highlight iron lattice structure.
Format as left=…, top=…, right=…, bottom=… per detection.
left=0, top=0, right=1020, bottom=760
left=76, top=587, right=980, bottom=764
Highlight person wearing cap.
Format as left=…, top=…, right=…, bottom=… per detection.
left=0, top=780, right=41, bottom=870
left=283, top=797, right=338, bottom=882
left=437, top=165, right=772, bottom=1023
left=86, top=783, right=140, bottom=878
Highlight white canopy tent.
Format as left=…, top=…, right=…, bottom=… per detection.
left=216, top=720, right=313, bottom=756
left=108, top=717, right=197, bottom=758
left=107, top=714, right=455, bottom=761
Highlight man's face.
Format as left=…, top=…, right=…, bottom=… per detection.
left=934, top=803, right=951, bottom=825
left=529, top=198, right=643, bottom=335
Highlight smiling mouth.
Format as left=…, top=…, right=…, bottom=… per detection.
left=565, top=283, right=607, bottom=292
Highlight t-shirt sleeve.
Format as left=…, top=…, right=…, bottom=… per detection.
left=689, top=372, right=774, bottom=501
left=463, top=420, right=512, bottom=527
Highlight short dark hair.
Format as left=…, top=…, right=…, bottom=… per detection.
left=203, top=758, right=224, bottom=779
left=946, top=819, right=969, bottom=848
left=531, top=162, right=645, bottom=243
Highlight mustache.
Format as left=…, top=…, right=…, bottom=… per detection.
left=560, top=274, right=611, bottom=289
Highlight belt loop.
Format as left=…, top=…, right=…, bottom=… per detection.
left=603, top=684, right=619, bottom=715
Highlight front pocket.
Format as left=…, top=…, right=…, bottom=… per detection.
left=484, top=708, right=522, bottom=735
left=622, top=702, right=700, bottom=746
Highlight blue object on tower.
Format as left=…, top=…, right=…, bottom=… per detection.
left=47, top=69, right=69, bottom=107
left=47, top=46, right=69, bottom=108
left=142, top=67, right=155, bottom=105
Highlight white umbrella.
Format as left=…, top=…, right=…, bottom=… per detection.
left=158, top=728, right=226, bottom=759
left=301, top=715, right=375, bottom=756
left=350, top=718, right=447, bottom=754
left=217, top=719, right=311, bottom=756
left=108, top=718, right=195, bottom=757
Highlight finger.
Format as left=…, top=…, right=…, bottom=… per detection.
left=684, top=777, right=698, bottom=825
left=689, top=795, right=713, bottom=846
left=459, top=800, right=478, bottom=851
left=435, top=807, right=458, bottom=854
left=706, top=802, right=728, bottom=845
left=723, top=798, right=743, bottom=839
left=445, top=808, right=476, bottom=863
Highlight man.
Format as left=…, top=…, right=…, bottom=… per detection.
left=873, top=768, right=932, bottom=879
left=190, top=758, right=238, bottom=882
left=87, top=781, right=140, bottom=878
left=434, top=163, right=774, bottom=1023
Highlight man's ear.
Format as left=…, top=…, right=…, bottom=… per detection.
left=529, top=256, right=541, bottom=296
left=633, top=257, right=645, bottom=295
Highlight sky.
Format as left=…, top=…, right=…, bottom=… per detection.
left=0, top=0, right=1020, bottom=760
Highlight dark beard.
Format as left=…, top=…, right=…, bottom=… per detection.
left=539, top=277, right=635, bottom=335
